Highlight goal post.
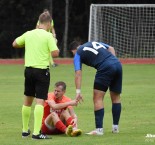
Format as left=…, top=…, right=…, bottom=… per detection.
left=89, top=4, right=155, bottom=58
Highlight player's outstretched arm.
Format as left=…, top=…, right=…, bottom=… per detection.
left=75, top=70, right=83, bottom=103
left=47, top=99, right=78, bottom=110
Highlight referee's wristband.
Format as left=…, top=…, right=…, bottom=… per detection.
left=76, top=89, right=81, bottom=94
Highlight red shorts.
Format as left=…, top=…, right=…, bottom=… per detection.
left=41, top=122, right=64, bottom=135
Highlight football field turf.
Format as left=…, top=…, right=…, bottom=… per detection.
left=0, top=64, right=155, bottom=145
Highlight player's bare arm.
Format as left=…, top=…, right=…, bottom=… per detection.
left=47, top=99, right=78, bottom=110
left=75, top=70, right=83, bottom=102
left=75, top=70, right=82, bottom=90
left=107, top=46, right=116, bottom=56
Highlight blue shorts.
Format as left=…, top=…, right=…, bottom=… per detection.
left=94, top=62, right=122, bottom=93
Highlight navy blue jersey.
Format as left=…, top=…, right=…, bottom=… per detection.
left=73, top=41, right=119, bottom=71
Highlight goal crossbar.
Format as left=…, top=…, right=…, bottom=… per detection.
left=89, top=4, right=155, bottom=58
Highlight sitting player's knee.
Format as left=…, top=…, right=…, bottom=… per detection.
left=50, top=112, right=58, bottom=118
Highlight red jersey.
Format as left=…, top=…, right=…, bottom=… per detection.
left=42, top=92, right=72, bottom=124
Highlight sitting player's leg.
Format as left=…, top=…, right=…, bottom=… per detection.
left=60, top=110, right=75, bottom=126
left=44, top=112, right=67, bottom=134
left=43, top=112, right=75, bottom=136
left=41, top=114, right=56, bottom=135
left=60, top=110, right=82, bottom=136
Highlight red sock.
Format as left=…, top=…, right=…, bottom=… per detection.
left=55, top=121, right=66, bottom=133
left=66, top=117, right=73, bottom=126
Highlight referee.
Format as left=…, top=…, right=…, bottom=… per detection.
left=12, top=12, right=59, bottom=139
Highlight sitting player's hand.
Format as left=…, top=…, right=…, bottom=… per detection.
left=71, top=118, right=77, bottom=126
left=70, top=99, right=78, bottom=106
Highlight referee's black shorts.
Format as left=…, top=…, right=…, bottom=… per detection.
left=24, top=67, right=50, bottom=100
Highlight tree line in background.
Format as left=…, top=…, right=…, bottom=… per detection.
left=0, top=0, right=154, bottom=58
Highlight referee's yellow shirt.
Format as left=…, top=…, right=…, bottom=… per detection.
left=16, top=29, right=58, bottom=69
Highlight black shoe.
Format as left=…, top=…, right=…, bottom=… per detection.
left=22, top=129, right=31, bottom=138
left=32, top=133, right=51, bottom=139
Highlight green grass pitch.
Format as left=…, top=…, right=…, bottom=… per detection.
left=0, top=64, right=155, bottom=145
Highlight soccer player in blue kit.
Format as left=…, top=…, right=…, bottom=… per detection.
left=69, top=41, right=122, bottom=135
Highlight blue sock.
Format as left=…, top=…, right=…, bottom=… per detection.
left=94, top=108, right=104, bottom=128
left=112, top=103, right=121, bottom=125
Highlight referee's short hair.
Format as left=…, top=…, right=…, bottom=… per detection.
left=39, top=12, right=51, bottom=24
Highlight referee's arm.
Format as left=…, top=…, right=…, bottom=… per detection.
left=51, top=49, right=59, bottom=58
left=12, top=40, right=24, bottom=48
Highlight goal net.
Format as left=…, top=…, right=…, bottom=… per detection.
left=89, top=4, right=155, bottom=58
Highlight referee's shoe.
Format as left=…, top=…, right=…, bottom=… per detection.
left=22, top=129, right=31, bottom=138
left=32, top=133, right=51, bottom=139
